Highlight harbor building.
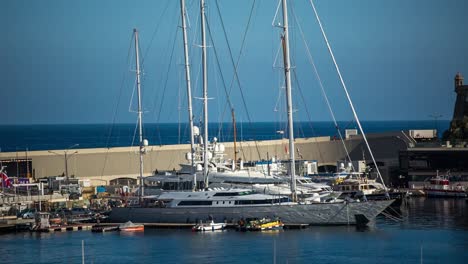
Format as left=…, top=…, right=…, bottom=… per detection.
left=399, top=73, right=468, bottom=188
left=399, top=146, right=468, bottom=185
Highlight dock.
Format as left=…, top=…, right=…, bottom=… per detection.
left=0, top=217, right=34, bottom=233
left=1, top=220, right=312, bottom=233
left=33, top=224, right=93, bottom=232
left=99, top=222, right=309, bottom=230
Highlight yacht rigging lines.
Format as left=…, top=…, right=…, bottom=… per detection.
left=308, top=0, right=388, bottom=193
left=109, top=0, right=393, bottom=226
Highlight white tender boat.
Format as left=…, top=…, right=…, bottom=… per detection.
left=192, top=220, right=226, bottom=232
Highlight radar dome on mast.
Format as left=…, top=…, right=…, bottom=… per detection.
left=193, top=126, right=200, bottom=136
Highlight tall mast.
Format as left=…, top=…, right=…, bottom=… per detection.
left=180, top=0, right=196, bottom=191
left=281, top=0, right=296, bottom=202
left=134, top=28, right=145, bottom=200
left=231, top=109, right=237, bottom=170
left=200, top=0, right=209, bottom=188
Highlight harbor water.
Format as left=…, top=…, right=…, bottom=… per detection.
left=0, top=197, right=466, bottom=263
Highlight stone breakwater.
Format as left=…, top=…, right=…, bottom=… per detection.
left=0, top=132, right=404, bottom=186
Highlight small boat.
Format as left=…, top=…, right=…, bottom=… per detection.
left=192, top=220, right=226, bottom=232
left=238, top=218, right=284, bottom=231
left=118, top=221, right=144, bottom=232
left=333, top=176, right=408, bottom=206
left=49, top=215, right=62, bottom=225
left=424, top=174, right=467, bottom=198
left=92, top=224, right=119, bottom=233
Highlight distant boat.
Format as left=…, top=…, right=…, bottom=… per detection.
left=92, top=224, right=119, bottom=233
left=333, top=176, right=408, bottom=206
left=424, top=174, right=467, bottom=198
left=238, top=218, right=284, bottom=231
left=119, top=221, right=144, bottom=232
left=192, top=220, right=226, bottom=232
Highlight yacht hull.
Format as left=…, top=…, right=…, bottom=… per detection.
left=109, top=200, right=393, bottom=225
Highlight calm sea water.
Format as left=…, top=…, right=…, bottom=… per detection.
left=0, top=120, right=450, bottom=152
left=0, top=197, right=466, bottom=264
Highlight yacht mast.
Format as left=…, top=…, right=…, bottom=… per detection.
left=180, top=0, right=196, bottom=191
left=281, top=0, right=297, bottom=202
left=134, top=28, right=145, bottom=200
left=200, top=0, right=209, bottom=188
left=232, top=109, right=237, bottom=170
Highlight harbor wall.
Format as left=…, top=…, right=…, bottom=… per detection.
left=0, top=132, right=406, bottom=186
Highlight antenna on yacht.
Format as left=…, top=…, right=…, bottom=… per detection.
left=200, top=0, right=209, bottom=189
left=280, top=0, right=297, bottom=202
left=180, top=0, right=196, bottom=191
left=134, top=28, right=146, bottom=202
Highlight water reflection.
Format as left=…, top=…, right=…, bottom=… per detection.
left=400, top=197, right=468, bottom=230
left=0, top=197, right=466, bottom=264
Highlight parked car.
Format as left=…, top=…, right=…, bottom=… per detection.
left=19, top=209, right=37, bottom=219
left=69, top=193, right=81, bottom=200
left=22, top=211, right=35, bottom=219
left=54, top=208, right=72, bottom=217
left=71, top=207, right=92, bottom=216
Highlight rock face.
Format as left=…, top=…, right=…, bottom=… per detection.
left=443, top=117, right=468, bottom=143
left=443, top=73, right=468, bottom=143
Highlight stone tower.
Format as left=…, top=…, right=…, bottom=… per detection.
left=453, top=72, right=468, bottom=120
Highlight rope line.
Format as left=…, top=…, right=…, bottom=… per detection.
left=211, top=0, right=263, bottom=160
left=291, top=7, right=352, bottom=166
left=309, top=0, right=387, bottom=190
left=100, top=33, right=135, bottom=178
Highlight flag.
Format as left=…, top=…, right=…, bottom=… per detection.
left=0, top=172, right=12, bottom=188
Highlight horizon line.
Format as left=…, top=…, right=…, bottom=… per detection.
left=0, top=119, right=452, bottom=126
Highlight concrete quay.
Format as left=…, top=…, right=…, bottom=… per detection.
left=0, top=217, right=34, bottom=233
left=0, top=131, right=407, bottom=186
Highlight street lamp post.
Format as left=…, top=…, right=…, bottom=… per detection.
left=429, top=113, right=443, bottom=138
left=48, top=144, right=79, bottom=182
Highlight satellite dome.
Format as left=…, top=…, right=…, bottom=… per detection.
left=193, top=126, right=200, bottom=136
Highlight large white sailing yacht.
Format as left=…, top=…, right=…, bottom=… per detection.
left=109, top=0, right=393, bottom=226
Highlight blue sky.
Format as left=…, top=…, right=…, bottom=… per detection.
left=1, top=0, right=467, bottom=124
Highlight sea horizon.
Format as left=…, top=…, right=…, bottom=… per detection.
left=0, top=120, right=451, bottom=152
left=0, top=119, right=452, bottom=126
